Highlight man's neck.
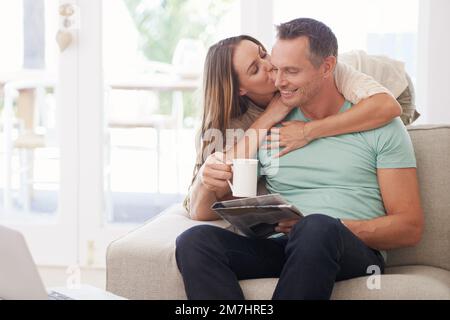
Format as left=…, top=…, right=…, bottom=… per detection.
left=299, top=82, right=346, bottom=120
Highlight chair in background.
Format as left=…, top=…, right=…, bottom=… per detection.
left=104, top=38, right=204, bottom=198
left=2, top=79, right=57, bottom=214
left=105, top=86, right=184, bottom=195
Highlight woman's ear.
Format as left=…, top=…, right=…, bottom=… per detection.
left=239, top=88, right=248, bottom=96
left=322, top=56, right=337, bottom=79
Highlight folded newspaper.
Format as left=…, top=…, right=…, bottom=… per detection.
left=211, top=194, right=303, bottom=239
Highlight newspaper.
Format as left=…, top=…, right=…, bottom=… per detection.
left=211, top=194, right=303, bottom=239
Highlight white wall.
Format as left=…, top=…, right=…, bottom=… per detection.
left=417, top=0, right=450, bottom=124
left=240, top=0, right=274, bottom=49
left=0, top=2, right=23, bottom=72
left=244, top=0, right=450, bottom=124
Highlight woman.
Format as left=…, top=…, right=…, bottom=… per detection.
left=186, top=35, right=406, bottom=221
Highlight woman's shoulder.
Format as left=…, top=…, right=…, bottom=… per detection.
left=229, top=103, right=264, bottom=131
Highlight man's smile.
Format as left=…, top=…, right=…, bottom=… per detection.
left=280, top=88, right=299, bottom=99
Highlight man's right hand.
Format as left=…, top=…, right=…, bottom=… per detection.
left=275, top=218, right=301, bottom=234
left=199, top=152, right=233, bottom=199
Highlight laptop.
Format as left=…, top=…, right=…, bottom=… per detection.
left=0, top=225, right=124, bottom=300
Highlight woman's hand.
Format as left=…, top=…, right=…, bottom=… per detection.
left=275, top=218, right=301, bottom=234
left=199, top=152, right=232, bottom=199
left=264, top=121, right=313, bottom=158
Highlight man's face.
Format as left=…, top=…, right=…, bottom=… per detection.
left=270, top=37, right=325, bottom=107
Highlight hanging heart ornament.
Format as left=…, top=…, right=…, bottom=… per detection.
left=56, top=30, right=72, bottom=52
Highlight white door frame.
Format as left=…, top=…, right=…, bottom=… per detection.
left=240, top=0, right=274, bottom=49
left=417, top=0, right=450, bottom=123
left=76, top=0, right=141, bottom=268
left=1, top=0, right=80, bottom=266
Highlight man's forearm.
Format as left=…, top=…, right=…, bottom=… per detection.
left=342, top=214, right=423, bottom=251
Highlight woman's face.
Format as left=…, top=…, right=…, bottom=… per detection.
left=232, top=40, right=277, bottom=98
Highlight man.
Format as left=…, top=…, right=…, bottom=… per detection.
left=176, top=18, right=423, bottom=300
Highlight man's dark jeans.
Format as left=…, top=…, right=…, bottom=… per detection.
left=175, top=214, right=385, bottom=300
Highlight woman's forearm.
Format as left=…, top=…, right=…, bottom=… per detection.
left=190, top=97, right=293, bottom=219
left=189, top=113, right=276, bottom=220
left=305, top=93, right=402, bottom=140
left=189, top=176, right=222, bottom=221
left=227, top=113, right=275, bottom=160
left=225, top=95, right=294, bottom=161
left=191, top=113, right=276, bottom=220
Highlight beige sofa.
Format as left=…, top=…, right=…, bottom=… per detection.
left=106, top=125, right=450, bottom=300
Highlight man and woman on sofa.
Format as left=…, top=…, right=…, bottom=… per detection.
left=176, top=18, right=424, bottom=300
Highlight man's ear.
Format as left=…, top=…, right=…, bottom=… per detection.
left=322, top=56, right=337, bottom=79
left=239, top=88, right=248, bottom=96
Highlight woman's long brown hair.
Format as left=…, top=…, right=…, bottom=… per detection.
left=184, top=35, right=266, bottom=210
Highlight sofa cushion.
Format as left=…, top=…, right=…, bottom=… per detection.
left=240, top=265, right=450, bottom=300
left=106, top=204, right=232, bottom=300
left=386, top=126, right=450, bottom=271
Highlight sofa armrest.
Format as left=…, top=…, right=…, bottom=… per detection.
left=106, top=203, right=231, bottom=299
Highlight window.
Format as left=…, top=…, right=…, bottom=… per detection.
left=0, top=0, right=60, bottom=219
left=274, top=0, right=419, bottom=82
left=102, top=0, right=239, bottom=223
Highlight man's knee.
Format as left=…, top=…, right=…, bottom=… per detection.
left=285, top=214, right=344, bottom=260
left=290, top=214, right=342, bottom=241
left=176, top=225, right=220, bottom=253
left=175, top=225, right=227, bottom=273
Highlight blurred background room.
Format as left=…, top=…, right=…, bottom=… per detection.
left=0, top=0, right=449, bottom=289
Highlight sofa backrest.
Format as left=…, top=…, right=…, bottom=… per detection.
left=386, top=125, right=450, bottom=271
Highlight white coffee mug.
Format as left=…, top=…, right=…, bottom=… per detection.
left=227, top=159, right=258, bottom=198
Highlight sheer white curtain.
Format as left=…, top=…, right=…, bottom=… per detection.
left=417, top=0, right=450, bottom=124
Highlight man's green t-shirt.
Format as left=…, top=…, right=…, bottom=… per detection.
left=258, top=101, right=416, bottom=221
